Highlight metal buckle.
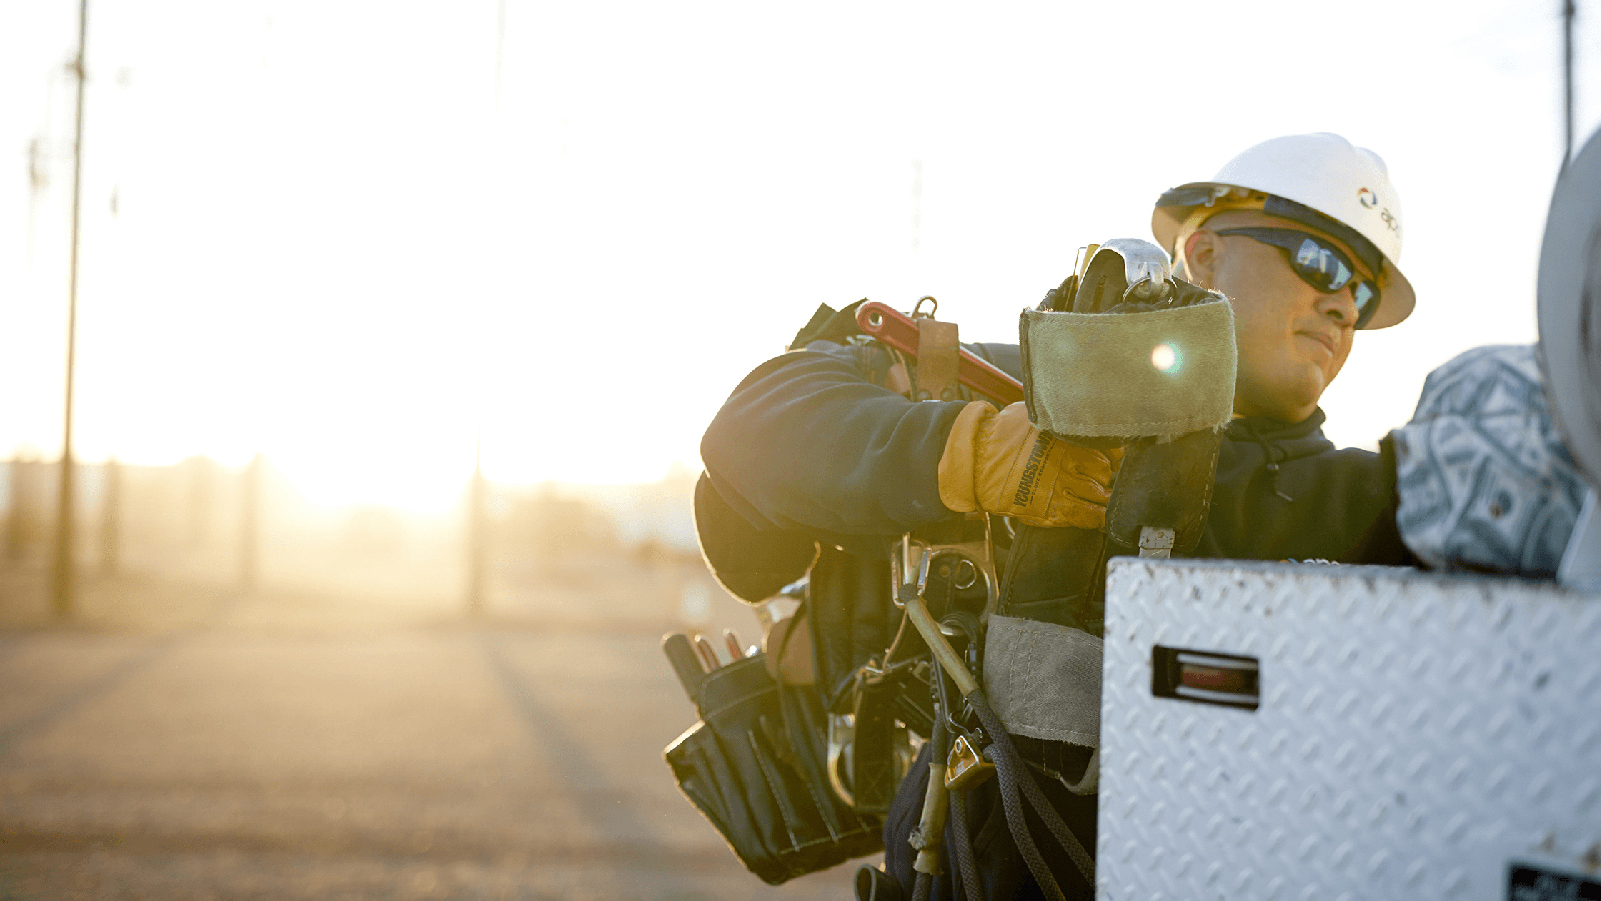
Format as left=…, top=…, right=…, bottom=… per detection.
left=944, top=733, right=995, bottom=790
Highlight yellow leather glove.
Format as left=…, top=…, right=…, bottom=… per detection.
left=938, top=401, right=1119, bottom=528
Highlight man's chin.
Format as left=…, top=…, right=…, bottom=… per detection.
left=1237, top=376, right=1323, bottom=423
left=1237, top=401, right=1318, bottom=423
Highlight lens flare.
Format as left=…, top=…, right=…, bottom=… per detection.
left=1152, top=342, right=1180, bottom=373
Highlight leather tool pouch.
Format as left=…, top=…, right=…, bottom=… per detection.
left=809, top=548, right=905, bottom=816
left=663, top=652, right=884, bottom=885
left=809, top=549, right=897, bottom=699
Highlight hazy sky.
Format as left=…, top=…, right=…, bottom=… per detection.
left=2, top=0, right=1597, bottom=510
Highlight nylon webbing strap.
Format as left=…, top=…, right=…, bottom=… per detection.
left=915, top=318, right=960, bottom=402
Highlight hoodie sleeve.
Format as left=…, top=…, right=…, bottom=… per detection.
left=701, top=340, right=964, bottom=541
left=701, top=339, right=1022, bottom=544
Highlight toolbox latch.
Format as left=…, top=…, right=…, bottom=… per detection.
left=1151, top=646, right=1260, bottom=711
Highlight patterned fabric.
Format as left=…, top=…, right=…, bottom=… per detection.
left=1393, top=345, right=1587, bottom=576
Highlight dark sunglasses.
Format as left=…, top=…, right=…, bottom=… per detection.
left=1214, top=227, right=1382, bottom=328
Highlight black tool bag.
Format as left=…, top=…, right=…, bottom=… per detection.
left=663, top=651, right=885, bottom=885
left=691, top=471, right=914, bottom=817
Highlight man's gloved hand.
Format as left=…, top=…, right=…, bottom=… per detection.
left=938, top=401, right=1121, bottom=528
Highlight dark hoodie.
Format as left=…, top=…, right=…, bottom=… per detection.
left=1197, top=411, right=1413, bottom=563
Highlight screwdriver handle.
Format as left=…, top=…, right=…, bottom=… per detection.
left=662, top=633, right=706, bottom=700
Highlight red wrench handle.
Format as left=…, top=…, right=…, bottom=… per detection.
left=854, top=301, right=1025, bottom=406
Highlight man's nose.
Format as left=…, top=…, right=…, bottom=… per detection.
left=1316, top=288, right=1359, bottom=327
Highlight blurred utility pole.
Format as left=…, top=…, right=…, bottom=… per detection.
left=99, top=458, right=119, bottom=576
left=467, top=446, right=487, bottom=617
left=186, top=456, right=214, bottom=549
left=239, top=454, right=261, bottom=593
left=50, top=0, right=90, bottom=620
left=465, top=0, right=507, bottom=619
left=1563, top=0, right=1577, bottom=169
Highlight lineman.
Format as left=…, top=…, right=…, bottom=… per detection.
left=699, top=132, right=1418, bottom=897
left=703, top=132, right=1416, bottom=568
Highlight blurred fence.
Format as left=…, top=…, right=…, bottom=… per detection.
left=0, top=456, right=716, bottom=630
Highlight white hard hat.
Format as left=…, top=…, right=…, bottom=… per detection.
left=1152, top=133, right=1415, bottom=329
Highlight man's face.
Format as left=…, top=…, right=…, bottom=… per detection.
left=1185, top=210, right=1369, bottom=423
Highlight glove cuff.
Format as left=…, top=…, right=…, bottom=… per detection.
left=938, top=401, right=994, bottom=513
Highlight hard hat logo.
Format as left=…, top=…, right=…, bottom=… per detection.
left=1358, top=188, right=1378, bottom=209
left=1379, top=207, right=1400, bottom=235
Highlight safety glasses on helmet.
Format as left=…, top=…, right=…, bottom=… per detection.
left=1214, top=227, right=1382, bottom=328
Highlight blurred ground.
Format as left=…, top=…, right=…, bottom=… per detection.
left=0, top=553, right=863, bottom=901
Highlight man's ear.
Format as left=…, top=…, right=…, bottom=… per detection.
left=1183, top=230, right=1218, bottom=289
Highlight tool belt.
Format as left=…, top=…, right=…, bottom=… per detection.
left=679, top=471, right=925, bottom=884
left=663, top=650, right=884, bottom=885
left=661, top=536, right=937, bottom=885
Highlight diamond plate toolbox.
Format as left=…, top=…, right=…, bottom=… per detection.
left=1099, top=559, right=1601, bottom=901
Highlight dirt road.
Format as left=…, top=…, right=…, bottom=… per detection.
left=0, top=581, right=864, bottom=900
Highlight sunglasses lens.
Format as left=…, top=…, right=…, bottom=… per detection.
left=1352, top=281, right=1378, bottom=325
left=1293, top=233, right=1382, bottom=325
left=1293, top=237, right=1351, bottom=292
